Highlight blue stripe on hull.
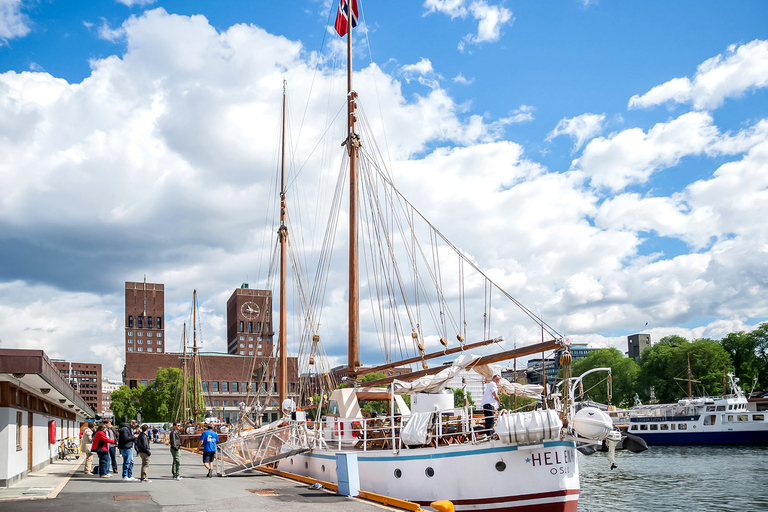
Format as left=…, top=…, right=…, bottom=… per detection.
left=634, top=430, right=768, bottom=445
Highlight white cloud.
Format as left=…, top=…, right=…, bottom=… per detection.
left=424, top=0, right=468, bottom=18
left=629, top=39, right=768, bottom=110
left=452, top=73, right=474, bottom=85
left=424, top=0, right=512, bottom=50
left=0, top=0, right=30, bottom=42
left=98, top=18, right=125, bottom=41
left=401, top=58, right=443, bottom=88
left=116, top=0, right=157, bottom=7
left=547, top=113, right=605, bottom=151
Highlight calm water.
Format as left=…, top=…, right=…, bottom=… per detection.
left=578, top=446, right=768, bottom=512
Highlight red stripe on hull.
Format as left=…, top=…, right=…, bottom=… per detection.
left=415, top=490, right=579, bottom=512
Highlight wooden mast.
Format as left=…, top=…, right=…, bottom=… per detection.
left=192, top=289, right=200, bottom=421
left=278, top=80, right=288, bottom=407
left=346, top=1, right=360, bottom=372
left=178, top=323, right=188, bottom=422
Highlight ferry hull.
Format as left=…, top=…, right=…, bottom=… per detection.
left=285, top=440, right=579, bottom=511
left=634, top=430, right=768, bottom=446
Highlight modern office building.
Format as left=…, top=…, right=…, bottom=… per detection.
left=125, top=280, right=166, bottom=355
left=526, top=357, right=558, bottom=387
left=51, top=361, right=102, bottom=415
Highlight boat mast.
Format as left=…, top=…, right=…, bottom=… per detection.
left=278, top=80, right=288, bottom=407
left=346, top=2, right=360, bottom=372
left=192, top=289, right=200, bottom=420
left=179, top=323, right=188, bottom=422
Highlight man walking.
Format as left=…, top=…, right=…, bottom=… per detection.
left=80, top=422, right=94, bottom=475
left=136, top=424, right=152, bottom=483
left=118, top=419, right=138, bottom=481
left=198, top=424, right=219, bottom=478
left=169, top=422, right=183, bottom=480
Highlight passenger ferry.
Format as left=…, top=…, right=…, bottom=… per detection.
left=628, top=374, right=768, bottom=445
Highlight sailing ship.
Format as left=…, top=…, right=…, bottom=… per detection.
left=219, top=2, right=622, bottom=511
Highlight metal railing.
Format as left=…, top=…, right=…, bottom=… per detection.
left=215, top=422, right=311, bottom=477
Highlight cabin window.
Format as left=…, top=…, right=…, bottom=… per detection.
left=327, top=400, right=340, bottom=415
left=716, top=405, right=725, bottom=411
left=640, top=424, right=648, bottom=430
left=660, top=424, right=669, bottom=430
left=727, top=415, right=734, bottom=422
left=649, top=424, right=658, bottom=430
left=704, top=415, right=717, bottom=425
left=678, top=424, right=687, bottom=430
left=737, top=415, right=748, bottom=421
left=754, top=414, right=765, bottom=421
left=706, top=406, right=715, bottom=412
left=728, top=405, right=733, bottom=410
left=630, top=425, right=638, bottom=431
left=670, top=424, right=675, bottom=430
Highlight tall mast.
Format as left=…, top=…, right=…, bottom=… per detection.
left=346, top=0, right=360, bottom=372
left=192, top=290, right=200, bottom=420
left=278, top=80, right=288, bottom=407
left=179, top=323, right=188, bottom=422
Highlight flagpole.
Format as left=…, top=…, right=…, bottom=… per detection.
left=347, top=0, right=360, bottom=372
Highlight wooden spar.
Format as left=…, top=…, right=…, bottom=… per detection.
left=346, top=3, right=360, bottom=371
left=277, top=81, right=288, bottom=407
left=349, top=337, right=499, bottom=377
left=362, top=339, right=563, bottom=388
left=192, top=290, right=199, bottom=420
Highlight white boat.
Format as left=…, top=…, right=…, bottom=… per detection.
left=219, top=2, right=622, bottom=510
left=627, top=373, right=768, bottom=445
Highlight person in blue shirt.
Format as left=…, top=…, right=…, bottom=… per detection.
left=198, top=424, right=219, bottom=478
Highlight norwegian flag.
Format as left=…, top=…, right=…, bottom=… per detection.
left=334, top=0, right=359, bottom=38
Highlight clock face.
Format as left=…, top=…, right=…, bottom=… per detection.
left=240, top=301, right=260, bottom=320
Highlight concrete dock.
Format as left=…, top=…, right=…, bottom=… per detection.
left=0, top=443, right=403, bottom=511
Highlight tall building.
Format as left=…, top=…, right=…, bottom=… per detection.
left=125, top=281, right=165, bottom=355
left=52, top=360, right=102, bottom=415
left=101, top=377, right=122, bottom=417
left=226, top=284, right=274, bottom=356
left=628, top=333, right=651, bottom=360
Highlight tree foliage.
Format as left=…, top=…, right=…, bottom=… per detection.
left=110, top=367, right=203, bottom=423
left=637, top=336, right=732, bottom=403
left=451, top=387, right=475, bottom=408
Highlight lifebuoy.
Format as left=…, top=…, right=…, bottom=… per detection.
left=48, top=420, right=57, bottom=445
left=334, top=419, right=344, bottom=438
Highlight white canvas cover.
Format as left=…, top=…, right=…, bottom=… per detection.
left=400, top=411, right=434, bottom=445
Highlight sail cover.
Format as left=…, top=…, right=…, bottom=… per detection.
left=391, top=353, right=544, bottom=399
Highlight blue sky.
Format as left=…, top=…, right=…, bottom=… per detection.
left=1, top=0, right=768, bottom=377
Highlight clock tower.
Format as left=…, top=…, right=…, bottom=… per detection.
left=125, top=280, right=165, bottom=355
left=226, top=284, right=273, bottom=356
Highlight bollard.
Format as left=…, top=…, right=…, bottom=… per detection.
left=430, top=500, right=455, bottom=512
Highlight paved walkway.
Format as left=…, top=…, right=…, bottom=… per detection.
left=0, top=443, right=400, bottom=512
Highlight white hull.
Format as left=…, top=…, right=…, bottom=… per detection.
left=283, top=439, right=579, bottom=512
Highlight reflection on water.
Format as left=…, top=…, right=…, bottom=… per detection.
left=578, top=446, right=768, bottom=512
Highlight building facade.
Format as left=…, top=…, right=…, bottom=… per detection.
left=52, top=361, right=102, bottom=415
left=101, top=377, right=122, bottom=417
left=0, top=349, right=94, bottom=487
left=125, top=281, right=166, bottom=355
left=628, top=333, right=651, bottom=360
left=226, top=285, right=274, bottom=356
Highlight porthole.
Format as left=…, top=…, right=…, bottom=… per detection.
left=495, top=461, right=506, bottom=472
left=394, top=469, right=402, bottom=479
left=425, top=467, right=434, bottom=478
left=321, top=464, right=326, bottom=473
left=305, top=461, right=309, bottom=469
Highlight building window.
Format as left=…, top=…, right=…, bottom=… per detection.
left=157, top=317, right=162, bottom=329
left=249, top=351, right=254, bottom=355
left=272, top=383, right=277, bottom=393
left=138, top=339, right=143, bottom=344
left=138, top=332, right=143, bottom=336
left=289, top=382, right=296, bottom=393
left=257, top=351, right=262, bottom=356
left=248, top=336, right=253, bottom=341
left=212, top=382, right=219, bottom=392
left=223, top=401, right=229, bottom=407
left=240, top=321, right=244, bottom=332
left=240, top=336, right=244, bottom=341
left=147, top=339, right=152, bottom=344
left=128, top=347, right=134, bottom=352
left=202, top=382, right=209, bottom=392
left=147, top=332, right=152, bottom=337
left=213, top=401, right=219, bottom=407
left=240, top=351, right=245, bottom=355
left=157, top=333, right=162, bottom=338
left=265, top=322, right=270, bottom=332
left=140, top=380, right=148, bottom=386
left=249, top=344, right=253, bottom=348
left=148, top=348, right=153, bottom=352
left=148, top=316, right=152, bottom=329
left=16, top=411, right=22, bottom=450
left=240, top=343, right=244, bottom=348
left=138, top=347, right=143, bottom=351
left=138, top=316, right=143, bottom=328
left=222, top=382, right=229, bottom=392
left=258, top=344, right=262, bottom=348
left=232, top=382, right=238, bottom=393
left=257, top=322, right=261, bottom=333
left=128, top=339, right=133, bottom=344
left=128, top=316, right=134, bottom=328
left=128, top=331, right=133, bottom=336
left=249, top=322, right=253, bottom=333
left=157, top=341, right=162, bottom=346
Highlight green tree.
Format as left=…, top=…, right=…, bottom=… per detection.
left=111, top=368, right=203, bottom=424
left=721, top=331, right=762, bottom=386
left=748, top=323, right=768, bottom=388
left=571, top=348, right=640, bottom=408
left=451, top=387, right=475, bottom=408
left=638, top=336, right=732, bottom=403
left=110, top=385, right=145, bottom=423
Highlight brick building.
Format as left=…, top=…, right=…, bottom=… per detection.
left=52, top=361, right=102, bottom=415
left=125, top=281, right=166, bottom=355
left=226, top=285, right=274, bottom=356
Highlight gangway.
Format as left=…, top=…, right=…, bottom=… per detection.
left=215, top=421, right=314, bottom=477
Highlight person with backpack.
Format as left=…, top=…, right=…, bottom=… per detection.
left=135, top=424, right=152, bottom=483
left=91, top=425, right=115, bottom=478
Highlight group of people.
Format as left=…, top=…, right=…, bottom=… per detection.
left=80, top=421, right=220, bottom=481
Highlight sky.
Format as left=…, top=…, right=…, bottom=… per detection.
left=1, top=0, right=768, bottom=379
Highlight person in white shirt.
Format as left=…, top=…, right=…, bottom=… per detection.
left=480, top=374, right=501, bottom=435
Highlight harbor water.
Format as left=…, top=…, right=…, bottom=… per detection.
left=578, top=446, right=768, bottom=511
